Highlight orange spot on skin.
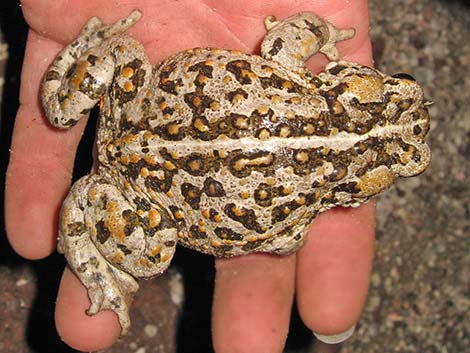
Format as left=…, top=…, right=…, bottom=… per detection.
left=121, top=133, right=138, bottom=145
left=211, top=239, right=222, bottom=247
left=140, top=167, right=149, bottom=177
left=246, top=235, right=257, bottom=242
left=149, top=209, right=161, bottom=228
left=257, top=105, right=269, bottom=115
left=263, top=66, right=274, bottom=73
left=231, top=94, right=246, bottom=104
left=160, top=253, right=170, bottom=262
left=149, top=244, right=162, bottom=256
left=69, top=60, right=90, bottom=90
left=137, top=258, right=154, bottom=268
left=111, top=252, right=124, bottom=264
left=163, top=160, right=176, bottom=171
left=239, top=191, right=250, bottom=199
left=290, top=96, right=301, bottom=104
left=87, top=187, right=99, bottom=202
left=197, top=75, right=208, bottom=84
left=282, top=81, right=293, bottom=89
left=257, top=128, right=270, bottom=140
left=168, top=124, right=181, bottom=135
left=296, top=196, right=306, bottom=206
left=159, top=101, right=167, bottom=110
left=192, top=96, right=201, bottom=107
left=241, top=69, right=257, bottom=80
left=265, top=177, right=276, bottom=186
left=117, top=45, right=127, bottom=53
left=124, top=81, right=134, bottom=92
left=231, top=205, right=245, bottom=217
left=121, top=66, right=134, bottom=78
left=356, top=166, right=395, bottom=197
left=210, top=101, right=219, bottom=110
left=188, top=159, right=201, bottom=172
left=194, top=118, right=209, bottom=132
left=130, top=154, right=140, bottom=163
left=295, top=151, right=309, bottom=163
left=188, top=190, right=198, bottom=199
left=104, top=201, right=127, bottom=242
left=144, top=155, right=157, bottom=165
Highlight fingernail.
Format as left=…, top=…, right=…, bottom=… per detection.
left=313, top=325, right=356, bottom=344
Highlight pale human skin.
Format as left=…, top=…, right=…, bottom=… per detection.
left=5, top=0, right=375, bottom=352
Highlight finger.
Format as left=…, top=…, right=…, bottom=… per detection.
left=293, top=0, right=374, bottom=339
left=5, top=30, right=87, bottom=259
left=296, top=202, right=376, bottom=336
left=212, top=253, right=295, bottom=353
left=55, top=268, right=121, bottom=352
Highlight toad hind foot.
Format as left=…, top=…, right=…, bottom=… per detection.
left=58, top=175, right=178, bottom=335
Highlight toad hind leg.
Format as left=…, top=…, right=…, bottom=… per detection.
left=41, top=10, right=146, bottom=128
left=261, top=12, right=355, bottom=72
left=58, top=175, right=178, bottom=335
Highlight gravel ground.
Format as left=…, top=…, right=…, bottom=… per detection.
left=1, top=0, right=468, bottom=352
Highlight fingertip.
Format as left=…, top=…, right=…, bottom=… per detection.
left=5, top=197, right=58, bottom=260
left=55, top=268, right=121, bottom=352
left=5, top=182, right=67, bottom=259
left=6, top=234, right=56, bottom=261
left=212, top=254, right=295, bottom=353
left=296, top=203, right=375, bottom=335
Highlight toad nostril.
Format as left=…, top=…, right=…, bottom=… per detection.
left=392, top=73, right=416, bottom=81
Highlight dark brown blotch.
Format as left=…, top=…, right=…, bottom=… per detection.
left=189, top=224, right=208, bottom=239
left=181, top=183, right=202, bottom=210
left=214, top=227, right=244, bottom=241
left=226, top=59, right=254, bottom=85
left=95, top=220, right=111, bottom=244
left=202, top=177, right=226, bottom=197
left=66, top=222, right=86, bottom=237
left=224, top=203, right=264, bottom=233
left=254, top=183, right=276, bottom=207
left=122, top=209, right=139, bottom=236
left=45, top=70, right=60, bottom=81
left=267, top=37, right=284, bottom=57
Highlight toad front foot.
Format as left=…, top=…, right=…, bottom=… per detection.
left=261, top=12, right=355, bottom=72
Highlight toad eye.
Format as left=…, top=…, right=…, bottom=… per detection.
left=391, top=73, right=416, bottom=81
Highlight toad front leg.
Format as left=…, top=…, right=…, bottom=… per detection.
left=58, top=175, right=178, bottom=334
left=41, top=10, right=149, bottom=128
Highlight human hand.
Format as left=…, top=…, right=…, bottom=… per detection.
left=6, top=0, right=374, bottom=351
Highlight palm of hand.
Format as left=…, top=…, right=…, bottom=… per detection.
left=7, top=0, right=373, bottom=352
